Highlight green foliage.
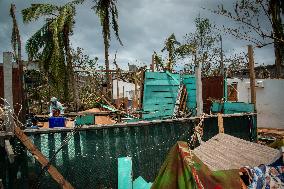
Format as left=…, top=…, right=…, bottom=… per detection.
left=212, top=0, right=284, bottom=77
left=179, top=16, right=221, bottom=76
left=93, top=0, right=122, bottom=46
left=22, top=1, right=82, bottom=102
left=71, top=47, right=102, bottom=110
left=92, top=0, right=123, bottom=99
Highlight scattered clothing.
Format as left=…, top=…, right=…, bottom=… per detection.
left=240, top=164, right=284, bottom=189
left=49, top=97, right=64, bottom=117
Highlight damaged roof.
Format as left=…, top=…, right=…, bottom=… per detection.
left=193, top=133, right=281, bottom=171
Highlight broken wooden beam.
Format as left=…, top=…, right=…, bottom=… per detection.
left=4, top=140, right=15, bottom=163
left=0, top=179, right=3, bottom=189
left=14, top=126, right=74, bottom=189
left=217, top=113, right=224, bottom=133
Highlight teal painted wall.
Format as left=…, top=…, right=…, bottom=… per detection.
left=182, top=75, right=197, bottom=116
left=211, top=102, right=254, bottom=114
left=142, top=72, right=196, bottom=120
left=142, top=72, right=180, bottom=120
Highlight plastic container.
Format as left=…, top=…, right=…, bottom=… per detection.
left=75, top=114, right=95, bottom=126
left=49, top=117, right=66, bottom=128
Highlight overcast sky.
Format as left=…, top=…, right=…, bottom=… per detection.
left=0, top=0, right=275, bottom=69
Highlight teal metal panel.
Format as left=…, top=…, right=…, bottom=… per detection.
left=224, top=77, right=228, bottom=101
left=145, top=72, right=180, bottom=81
left=146, top=85, right=179, bottom=92
left=118, top=157, right=132, bottom=189
left=145, top=79, right=180, bottom=86
left=133, top=176, right=152, bottom=189
left=143, top=91, right=177, bottom=98
left=142, top=72, right=180, bottom=120
left=211, top=102, right=223, bottom=113
left=211, top=102, right=254, bottom=114
left=182, top=75, right=197, bottom=115
left=223, top=102, right=254, bottom=114
left=75, top=115, right=94, bottom=125
left=142, top=72, right=197, bottom=119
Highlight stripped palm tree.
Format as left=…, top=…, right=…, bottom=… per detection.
left=22, top=1, right=82, bottom=103
left=10, top=4, right=25, bottom=118
left=162, top=33, right=181, bottom=72
left=92, top=0, right=123, bottom=99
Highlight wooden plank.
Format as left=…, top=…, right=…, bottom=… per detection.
left=14, top=126, right=74, bottom=189
left=145, top=79, right=180, bottom=86
left=196, top=66, right=203, bottom=116
left=118, top=157, right=132, bottom=189
left=4, top=139, right=15, bottom=163
left=143, top=97, right=176, bottom=105
left=218, top=113, right=224, bottom=133
left=133, top=176, right=152, bottom=189
left=182, top=75, right=195, bottom=79
left=145, top=85, right=179, bottom=92
left=145, top=72, right=180, bottom=81
left=143, top=91, right=177, bottom=98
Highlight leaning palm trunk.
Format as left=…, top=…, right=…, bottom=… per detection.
left=63, top=25, right=80, bottom=110
left=10, top=4, right=25, bottom=119
left=103, top=20, right=112, bottom=99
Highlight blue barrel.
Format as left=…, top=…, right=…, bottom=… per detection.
left=49, top=117, right=66, bottom=128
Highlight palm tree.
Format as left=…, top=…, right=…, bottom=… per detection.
left=10, top=4, right=25, bottom=118
left=161, top=33, right=180, bottom=72
left=22, top=1, right=82, bottom=102
left=92, top=0, right=123, bottom=99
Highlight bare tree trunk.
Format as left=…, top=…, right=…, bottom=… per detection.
left=274, top=41, right=282, bottom=78
left=10, top=4, right=25, bottom=120
left=270, top=0, right=284, bottom=78
left=104, top=35, right=112, bottom=100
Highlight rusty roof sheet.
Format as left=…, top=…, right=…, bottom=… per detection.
left=193, top=133, right=281, bottom=171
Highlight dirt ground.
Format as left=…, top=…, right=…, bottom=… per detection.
left=258, top=127, right=284, bottom=146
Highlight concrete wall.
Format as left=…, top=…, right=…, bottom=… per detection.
left=112, top=79, right=138, bottom=100
left=227, top=78, right=284, bottom=129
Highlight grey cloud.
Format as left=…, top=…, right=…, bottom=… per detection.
left=0, top=0, right=275, bottom=69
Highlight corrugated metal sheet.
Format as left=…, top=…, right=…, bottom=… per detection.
left=0, top=65, right=23, bottom=110
left=0, top=66, right=4, bottom=105
left=193, top=133, right=280, bottom=171
left=202, top=76, right=224, bottom=114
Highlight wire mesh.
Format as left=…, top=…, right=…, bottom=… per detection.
left=1, top=115, right=256, bottom=189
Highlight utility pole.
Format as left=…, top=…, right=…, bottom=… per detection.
left=248, top=45, right=256, bottom=111
left=196, top=64, right=203, bottom=116
left=220, top=35, right=224, bottom=76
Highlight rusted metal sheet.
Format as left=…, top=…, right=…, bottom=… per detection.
left=228, top=83, right=238, bottom=101
left=0, top=66, right=4, bottom=105
left=0, top=65, right=24, bottom=119
left=202, top=76, right=224, bottom=114
left=12, top=68, right=22, bottom=115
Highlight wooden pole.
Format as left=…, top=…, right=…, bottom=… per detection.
left=218, top=113, right=224, bottom=133
left=248, top=45, right=256, bottom=111
left=196, top=65, right=203, bottom=116
left=116, top=73, right=119, bottom=108
left=133, top=78, right=137, bottom=109
left=151, top=54, right=155, bottom=72
left=14, top=126, right=74, bottom=189
left=122, top=86, right=125, bottom=111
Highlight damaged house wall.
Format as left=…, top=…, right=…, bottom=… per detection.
left=227, top=78, right=284, bottom=129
